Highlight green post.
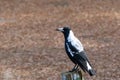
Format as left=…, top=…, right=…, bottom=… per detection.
left=61, top=70, right=85, bottom=80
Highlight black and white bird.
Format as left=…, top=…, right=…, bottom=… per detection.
left=56, top=27, right=95, bottom=76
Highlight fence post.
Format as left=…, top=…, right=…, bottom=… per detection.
left=61, top=70, right=85, bottom=80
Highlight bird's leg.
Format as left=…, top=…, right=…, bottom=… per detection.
left=75, top=64, right=79, bottom=71
left=74, top=64, right=79, bottom=71
left=70, top=64, right=79, bottom=72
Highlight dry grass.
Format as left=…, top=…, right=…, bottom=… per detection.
left=0, top=0, right=120, bottom=80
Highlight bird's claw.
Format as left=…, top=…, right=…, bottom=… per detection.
left=69, top=68, right=79, bottom=72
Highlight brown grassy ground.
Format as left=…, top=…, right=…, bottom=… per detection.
left=0, top=0, right=120, bottom=80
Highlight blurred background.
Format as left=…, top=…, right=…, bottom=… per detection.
left=0, top=0, right=120, bottom=80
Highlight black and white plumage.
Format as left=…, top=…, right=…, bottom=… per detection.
left=56, top=27, right=96, bottom=76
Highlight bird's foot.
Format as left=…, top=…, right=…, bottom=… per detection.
left=69, top=64, right=79, bottom=72
left=69, top=68, right=77, bottom=72
left=69, top=66, right=79, bottom=72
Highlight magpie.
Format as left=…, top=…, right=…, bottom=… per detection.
left=56, top=27, right=96, bottom=76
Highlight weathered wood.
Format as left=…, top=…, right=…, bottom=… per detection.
left=61, top=70, right=84, bottom=80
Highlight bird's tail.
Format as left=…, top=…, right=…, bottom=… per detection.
left=88, top=69, right=96, bottom=76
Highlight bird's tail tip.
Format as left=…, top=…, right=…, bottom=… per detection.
left=89, top=69, right=96, bottom=76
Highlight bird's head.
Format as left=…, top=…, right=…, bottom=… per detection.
left=56, top=26, right=71, bottom=39
left=56, top=27, right=71, bottom=33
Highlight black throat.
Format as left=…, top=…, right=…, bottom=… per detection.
left=63, top=30, right=70, bottom=42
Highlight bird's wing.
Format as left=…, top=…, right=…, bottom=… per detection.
left=68, top=37, right=84, bottom=52
left=74, top=51, right=92, bottom=72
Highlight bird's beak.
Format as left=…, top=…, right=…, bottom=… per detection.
left=56, top=28, right=64, bottom=32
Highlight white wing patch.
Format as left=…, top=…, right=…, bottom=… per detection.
left=67, top=31, right=84, bottom=52
left=86, top=61, right=92, bottom=70
left=66, top=43, right=74, bottom=57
